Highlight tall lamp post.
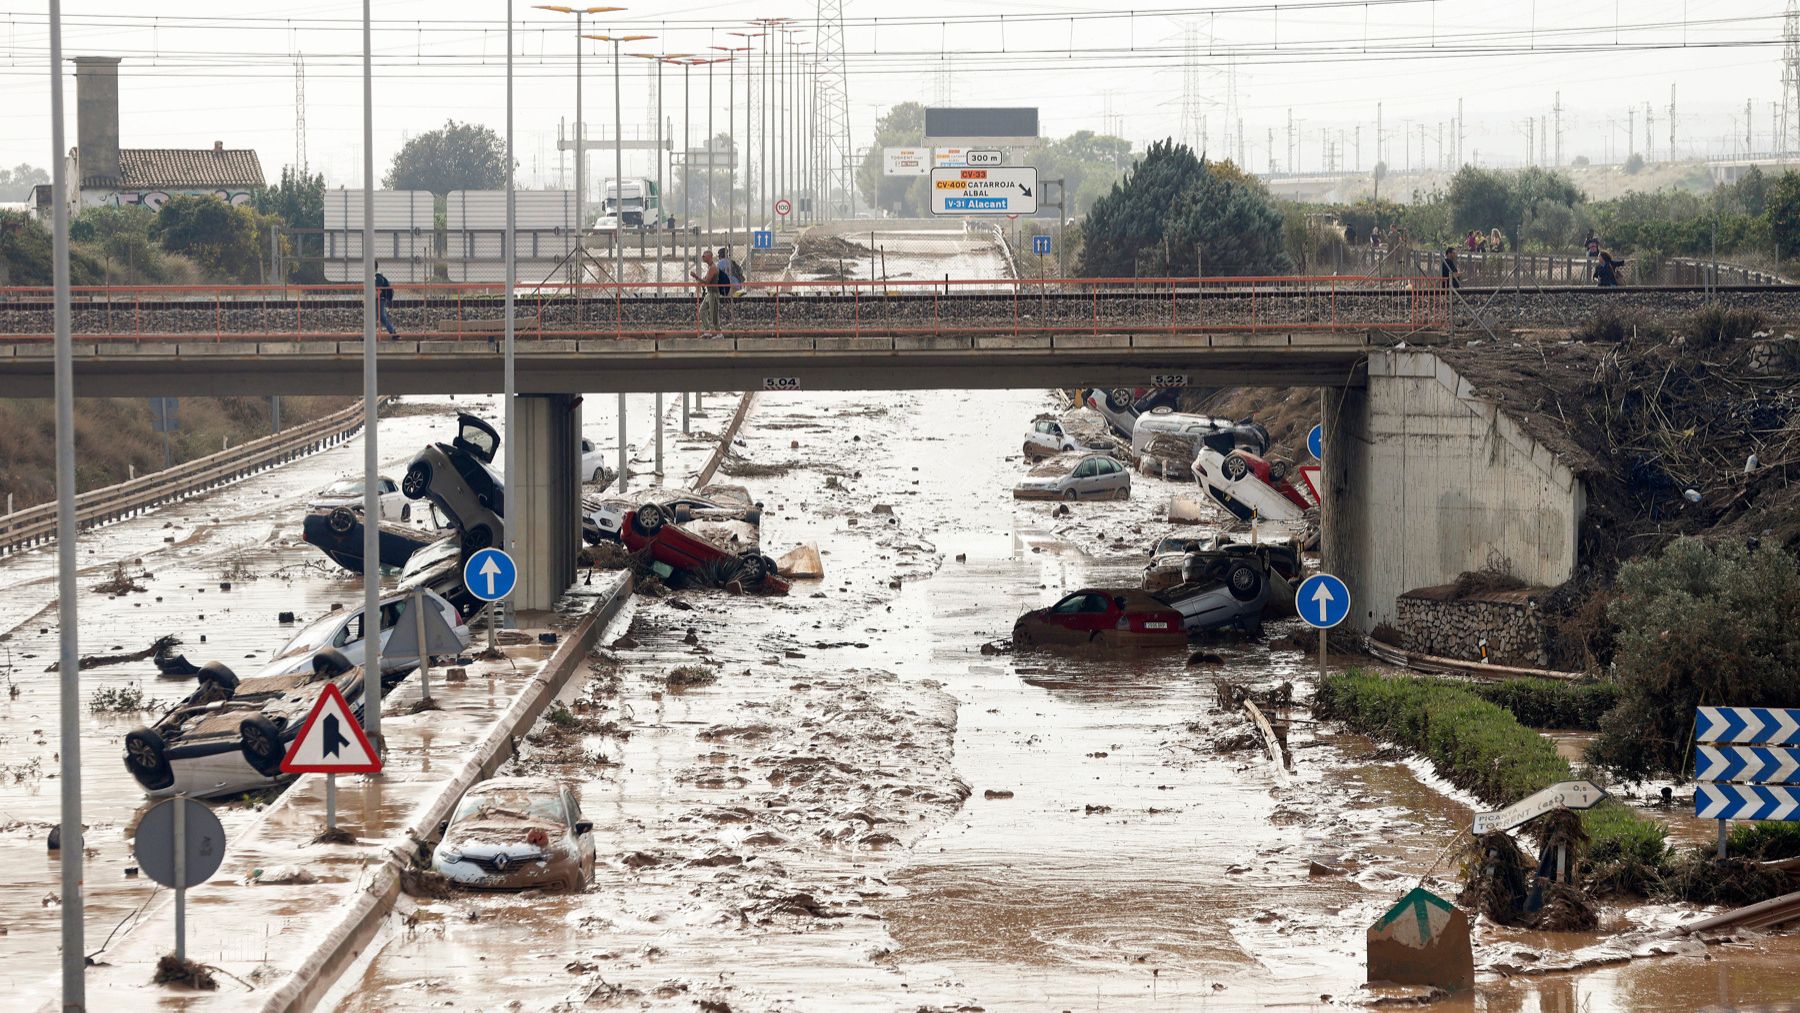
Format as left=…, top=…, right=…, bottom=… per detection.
left=713, top=44, right=749, bottom=248
left=628, top=51, right=693, bottom=285
left=729, top=31, right=763, bottom=240
left=534, top=7, right=623, bottom=251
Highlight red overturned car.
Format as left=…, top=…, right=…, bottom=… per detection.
left=1012, top=589, right=1188, bottom=648
left=619, top=503, right=789, bottom=595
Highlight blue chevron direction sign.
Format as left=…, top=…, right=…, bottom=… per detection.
left=1696, top=784, right=1800, bottom=821
left=1695, top=706, right=1800, bottom=746
left=1695, top=745, right=1800, bottom=785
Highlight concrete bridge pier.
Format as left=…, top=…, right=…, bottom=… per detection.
left=511, top=393, right=582, bottom=613
left=1320, top=350, right=1586, bottom=634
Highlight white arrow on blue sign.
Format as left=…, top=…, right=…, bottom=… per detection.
left=752, top=230, right=774, bottom=250
left=1308, top=423, right=1324, bottom=461
left=1296, top=573, right=1351, bottom=629
left=1696, top=706, right=1800, bottom=745
left=1696, top=783, right=1800, bottom=821
left=462, top=547, right=518, bottom=602
left=1696, top=745, right=1800, bottom=785
left=1033, top=234, right=1052, bottom=256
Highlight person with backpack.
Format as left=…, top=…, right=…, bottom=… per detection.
left=1594, top=251, right=1625, bottom=287
left=716, top=247, right=746, bottom=298
left=374, top=263, right=398, bottom=338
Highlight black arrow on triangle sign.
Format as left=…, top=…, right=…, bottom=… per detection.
left=321, top=714, right=351, bottom=757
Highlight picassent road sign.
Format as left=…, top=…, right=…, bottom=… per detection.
left=930, top=167, right=1039, bottom=216
left=463, top=547, right=517, bottom=603
left=1296, top=573, right=1350, bottom=629
left=280, top=682, right=382, bottom=774
left=1472, top=779, right=1608, bottom=834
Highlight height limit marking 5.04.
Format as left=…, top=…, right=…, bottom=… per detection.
left=930, top=167, right=1039, bottom=216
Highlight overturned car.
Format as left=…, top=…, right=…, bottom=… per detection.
left=1193, top=447, right=1314, bottom=523
left=402, top=413, right=504, bottom=558
left=619, top=504, right=788, bottom=594
left=302, top=506, right=444, bottom=572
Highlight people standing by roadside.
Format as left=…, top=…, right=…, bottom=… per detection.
left=1344, top=222, right=1358, bottom=248
left=690, top=249, right=722, bottom=337
left=1440, top=246, right=1461, bottom=289
left=1490, top=227, right=1505, bottom=253
left=374, top=263, right=398, bottom=338
left=1370, top=223, right=1384, bottom=250
left=1585, top=230, right=1601, bottom=264
left=1594, top=251, right=1625, bottom=287
left=1466, top=230, right=1480, bottom=253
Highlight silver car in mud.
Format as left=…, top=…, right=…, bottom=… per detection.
left=1013, top=453, right=1131, bottom=501
left=433, top=776, right=595, bottom=892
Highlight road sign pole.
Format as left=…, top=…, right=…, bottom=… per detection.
left=486, top=604, right=498, bottom=653
left=412, top=588, right=431, bottom=703
left=326, top=773, right=337, bottom=832
left=1319, top=627, right=1327, bottom=680
left=173, top=798, right=186, bottom=961
left=1718, top=819, right=1728, bottom=860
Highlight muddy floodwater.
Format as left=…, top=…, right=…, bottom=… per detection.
left=323, top=384, right=1800, bottom=1012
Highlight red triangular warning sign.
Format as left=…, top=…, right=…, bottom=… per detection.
left=280, top=682, right=383, bottom=774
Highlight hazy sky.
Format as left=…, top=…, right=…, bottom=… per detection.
left=0, top=0, right=1789, bottom=190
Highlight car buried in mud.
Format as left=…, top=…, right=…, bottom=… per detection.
left=619, top=504, right=788, bottom=594
left=1193, top=447, right=1313, bottom=523
left=1130, top=410, right=1271, bottom=479
left=1013, top=589, right=1188, bottom=648
left=1022, top=415, right=1112, bottom=462
left=432, top=777, right=595, bottom=892
left=1012, top=452, right=1131, bottom=501
left=302, top=505, right=446, bottom=572
left=585, top=486, right=763, bottom=544
left=401, top=413, right=505, bottom=557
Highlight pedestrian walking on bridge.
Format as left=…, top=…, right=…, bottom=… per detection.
left=691, top=249, right=722, bottom=337
left=374, top=263, right=399, bottom=338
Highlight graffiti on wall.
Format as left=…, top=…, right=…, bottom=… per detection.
left=83, top=188, right=256, bottom=211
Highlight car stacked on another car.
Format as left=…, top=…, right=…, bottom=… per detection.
left=1193, top=447, right=1313, bottom=522
left=1130, top=410, right=1271, bottom=480
left=401, top=413, right=505, bottom=559
left=302, top=506, right=446, bottom=572
left=432, top=776, right=596, bottom=892
left=310, top=476, right=414, bottom=523
left=584, top=485, right=763, bottom=544
left=1082, top=387, right=1180, bottom=439
left=619, top=502, right=788, bottom=594
left=1013, top=452, right=1131, bottom=501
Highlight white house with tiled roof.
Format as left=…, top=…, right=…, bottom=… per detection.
left=34, top=57, right=265, bottom=218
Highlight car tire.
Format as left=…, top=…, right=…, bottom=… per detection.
left=197, top=660, right=240, bottom=696
left=591, top=467, right=605, bottom=484
left=402, top=462, right=431, bottom=500
left=239, top=716, right=286, bottom=777
left=736, top=550, right=773, bottom=586
left=312, top=647, right=354, bottom=678
left=1105, top=389, right=1132, bottom=412
left=328, top=506, right=357, bottom=534
left=1061, top=488, right=1079, bottom=501
left=631, top=503, right=668, bottom=537
left=1222, top=452, right=1250, bottom=482
left=124, top=727, right=175, bottom=790
left=1268, top=458, right=1291, bottom=482
left=462, top=525, right=494, bottom=554
left=1227, top=561, right=1263, bottom=602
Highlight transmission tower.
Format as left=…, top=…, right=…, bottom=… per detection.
left=814, top=0, right=853, bottom=216
left=1180, top=22, right=1205, bottom=153
left=1784, top=0, right=1800, bottom=152
left=293, top=54, right=307, bottom=172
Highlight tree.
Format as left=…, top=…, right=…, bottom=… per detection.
left=1032, top=130, right=1133, bottom=217
left=151, top=196, right=266, bottom=282
left=856, top=103, right=929, bottom=215
left=383, top=119, right=508, bottom=195
left=255, top=165, right=326, bottom=282
left=0, top=163, right=49, bottom=202
left=665, top=133, right=738, bottom=226
left=1077, top=139, right=1291, bottom=278
left=0, top=210, right=103, bottom=285
left=1766, top=170, right=1800, bottom=255
left=1447, top=165, right=1582, bottom=246
left=1590, top=538, right=1800, bottom=780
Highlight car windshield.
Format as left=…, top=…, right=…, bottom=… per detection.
left=320, top=479, right=362, bottom=498
left=1153, top=537, right=1195, bottom=555
left=454, top=787, right=566, bottom=825
left=274, top=609, right=348, bottom=658
left=401, top=537, right=460, bottom=580
left=1052, top=593, right=1109, bottom=614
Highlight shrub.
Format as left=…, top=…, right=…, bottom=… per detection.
left=1469, top=678, right=1619, bottom=731
left=1589, top=538, right=1800, bottom=780
left=1687, top=304, right=1767, bottom=348
left=1573, top=305, right=1665, bottom=344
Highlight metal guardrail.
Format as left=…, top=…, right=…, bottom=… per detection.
left=0, top=397, right=382, bottom=556
left=0, top=276, right=1452, bottom=342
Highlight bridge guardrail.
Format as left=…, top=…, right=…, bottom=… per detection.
left=0, top=397, right=383, bottom=556
left=0, top=276, right=1450, bottom=342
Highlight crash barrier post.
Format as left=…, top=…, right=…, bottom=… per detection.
left=1693, top=706, right=1800, bottom=859
left=0, top=396, right=387, bottom=555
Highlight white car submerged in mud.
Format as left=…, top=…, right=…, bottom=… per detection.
left=432, top=777, right=596, bottom=892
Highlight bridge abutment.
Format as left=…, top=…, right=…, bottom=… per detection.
left=1321, top=350, right=1585, bottom=634
left=511, top=393, right=582, bottom=613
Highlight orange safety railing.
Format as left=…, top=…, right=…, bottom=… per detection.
left=0, top=276, right=1451, bottom=342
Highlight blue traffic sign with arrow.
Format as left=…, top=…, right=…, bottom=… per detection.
left=1696, top=745, right=1800, bottom=785
left=1296, top=573, right=1351, bottom=629
left=463, top=547, right=518, bottom=602
left=1308, top=423, right=1323, bottom=461
left=1033, top=234, right=1052, bottom=256
left=752, top=229, right=774, bottom=250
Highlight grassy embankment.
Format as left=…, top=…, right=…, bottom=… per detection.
left=0, top=396, right=351, bottom=511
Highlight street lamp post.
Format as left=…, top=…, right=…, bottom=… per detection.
left=629, top=52, right=692, bottom=286
left=534, top=8, right=624, bottom=262
left=729, top=32, right=762, bottom=243
left=714, top=44, right=750, bottom=248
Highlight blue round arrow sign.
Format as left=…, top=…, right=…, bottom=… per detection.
left=462, top=547, right=518, bottom=602
left=1308, top=423, right=1324, bottom=461
left=1296, top=573, right=1351, bottom=629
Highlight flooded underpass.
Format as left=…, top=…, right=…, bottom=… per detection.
left=324, top=383, right=1800, bottom=1013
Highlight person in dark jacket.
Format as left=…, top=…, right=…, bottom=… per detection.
left=374, top=263, right=398, bottom=337
left=1440, top=247, right=1461, bottom=289
left=1594, top=251, right=1625, bottom=287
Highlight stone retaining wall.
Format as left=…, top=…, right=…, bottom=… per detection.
left=1396, top=585, right=1550, bottom=667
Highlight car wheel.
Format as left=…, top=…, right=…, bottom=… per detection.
left=1226, top=561, right=1263, bottom=602
left=197, top=661, right=240, bottom=697
left=1268, top=458, right=1291, bottom=482
left=239, top=716, right=286, bottom=777
left=1222, top=452, right=1250, bottom=482
left=123, top=727, right=175, bottom=790
left=462, top=525, right=494, bottom=554
left=328, top=507, right=357, bottom=534
left=1063, top=488, right=1080, bottom=501
left=1105, top=388, right=1131, bottom=412
left=630, top=503, right=668, bottom=537
left=736, top=550, right=772, bottom=585
left=402, top=462, right=431, bottom=499
left=313, top=647, right=354, bottom=677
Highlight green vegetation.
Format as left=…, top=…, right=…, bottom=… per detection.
left=1468, top=678, right=1619, bottom=731
left=151, top=196, right=278, bottom=283
left=1588, top=538, right=1800, bottom=781
left=1315, top=669, right=1668, bottom=889
left=1077, top=140, right=1290, bottom=277
left=255, top=166, right=326, bottom=282
left=383, top=119, right=509, bottom=196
